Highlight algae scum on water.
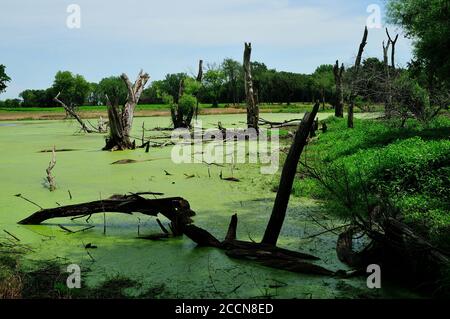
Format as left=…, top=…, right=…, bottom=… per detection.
left=0, top=113, right=416, bottom=298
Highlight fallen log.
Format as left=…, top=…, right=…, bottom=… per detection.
left=18, top=194, right=195, bottom=237
left=18, top=196, right=335, bottom=276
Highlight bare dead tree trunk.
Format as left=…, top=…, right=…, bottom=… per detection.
left=262, top=102, right=320, bottom=246
left=243, top=42, right=259, bottom=131
left=194, top=59, right=203, bottom=120
left=333, top=60, right=345, bottom=117
left=383, top=40, right=393, bottom=118
left=348, top=26, right=368, bottom=129
left=103, top=70, right=150, bottom=151
left=54, top=92, right=94, bottom=133
left=386, top=28, right=399, bottom=69
left=196, top=59, right=203, bottom=82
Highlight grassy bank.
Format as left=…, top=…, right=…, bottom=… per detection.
left=294, top=116, right=450, bottom=250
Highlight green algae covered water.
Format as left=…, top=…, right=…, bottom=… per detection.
left=0, top=113, right=417, bottom=298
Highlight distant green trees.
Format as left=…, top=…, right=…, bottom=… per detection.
left=96, top=76, right=128, bottom=106
left=312, top=64, right=334, bottom=108
left=20, top=89, right=54, bottom=108
left=0, top=65, right=11, bottom=95
left=142, top=59, right=326, bottom=108
left=387, top=0, right=450, bottom=86
left=51, top=71, right=90, bottom=107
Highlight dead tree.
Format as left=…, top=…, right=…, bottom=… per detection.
left=262, top=102, right=320, bottom=245
left=54, top=92, right=94, bottom=133
left=45, top=146, right=56, bottom=191
left=103, top=71, right=150, bottom=151
left=194, top=59, right=203, bottom=120
left=348, top=26, right=368, bottom=129
left=333, top=60, right=345, bottom=118
left=243, top=43, right=259, bottom=131
left=386, top=28, right=399, bottom=69
left=383, top=40, right=393, bottom=118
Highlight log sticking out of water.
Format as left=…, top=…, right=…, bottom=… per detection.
left=18, top=194, right=334, bottom=276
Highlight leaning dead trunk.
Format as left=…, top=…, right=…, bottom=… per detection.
left=348, top=26, right=368, bottom=129
left=243, top=43, right=259, bottom=131
left=262, top=102, right=320, bottom=246
left=333, top=60, right=345, bottom=118
left=103, top=71, right=150, bottom=151
left=53, top=92, right=94, bottom=133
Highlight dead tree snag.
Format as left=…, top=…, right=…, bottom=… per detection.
left=348, top=26, right=368, bottom=129
left=386, top=28, right=399, bottom=69
left=103, top=70, right=150, bottom=151
left=243, top=43, right=259, bottom=131
left=333, top=60, right=345, bottom=118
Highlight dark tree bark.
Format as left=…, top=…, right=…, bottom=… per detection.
left=103, top=71, right=150, bottom=151
left=333, top=60, right=345, bottom=118
left=348, top=26, right=368, bottom=129
left=262, top=102, right=320, bottom=246
left=196, top=59, right=203, bottom=82
left=18, top=194, right=336, bottom=276
left=383, top=40, right=393, bottom=118
left=386, top=28, right=399, bottom=69
left=243, top=43, right=259, bottom=131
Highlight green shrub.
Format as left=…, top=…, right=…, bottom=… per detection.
left=177, top=94, right=196, bottom=114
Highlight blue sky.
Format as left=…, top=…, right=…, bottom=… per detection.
left=0, top=0, right=412, bottom=99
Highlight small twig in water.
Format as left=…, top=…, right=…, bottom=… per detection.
left=14, top=194, right=43, bottom=210
left=3, top=229, right=20, bottom=241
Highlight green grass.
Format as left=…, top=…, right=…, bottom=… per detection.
left=293, top=116, right=450, bottom=250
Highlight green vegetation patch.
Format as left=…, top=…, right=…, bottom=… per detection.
left=294, top=116, right=450, bottom=250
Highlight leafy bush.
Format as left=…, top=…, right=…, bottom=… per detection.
left=177, top=94, right=196, bottom=114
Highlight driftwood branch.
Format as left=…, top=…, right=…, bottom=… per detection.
left=45, top=146, right=56, bottom=191
left=54, top=92, right=94, bottom=133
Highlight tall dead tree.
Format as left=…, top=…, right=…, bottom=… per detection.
left=333, top=60, right=345, bottom=118
left=386, top=28, right=399, bottom=69
left=262, top=102, right=320, bottom=246
left=383, top=40, right=393, bottom=117
left=103, top=70, right=150, bottom=151
left=243, top=43, right=259, bottom=131
left=348, top=26, right=368, bottom=129
left=194, top=59, right=203, bottom=120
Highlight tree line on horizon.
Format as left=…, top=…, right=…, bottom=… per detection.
left=0, top=57, right=391, bottom=110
